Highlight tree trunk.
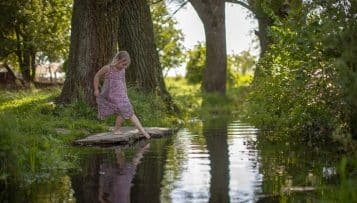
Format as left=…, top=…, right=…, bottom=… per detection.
left=58, top=0, right=120, bottom=106
left=249, top=0, right=302, bottom=79
left=255, top=16, right=273, bottom=57
left=189, top=0, right=227, bottom=95
left=118, top=0, right=179, bottom=112
left=15, top=25, right=33, bottom=83
left=20, top=53, right=31, bottom=82
left=30, top=50, right=36, bottom=81
left=118, top=0, right=157, bottom=90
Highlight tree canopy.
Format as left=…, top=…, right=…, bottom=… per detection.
left=0, top=0, right=71, bottom=81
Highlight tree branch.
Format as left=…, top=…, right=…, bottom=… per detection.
left=169, top=0, right=189, bottom=17
left=150, top=0, right=164, bottom=5
left=225, top=0, right=255, bottom=14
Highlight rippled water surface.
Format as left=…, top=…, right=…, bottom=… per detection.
left=3, top=117, right=349, bottom=202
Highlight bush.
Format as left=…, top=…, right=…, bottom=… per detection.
left=245, top=1, right=356, bottom=144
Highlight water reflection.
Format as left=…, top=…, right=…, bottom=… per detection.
left=227, top=121, right=262, bottom=202
left=157, top=118, right=261, bottom=202
left=131, top=137, right=174, bottom=203
left=98, top=142, right=150, bottom=203
left=71, top=141, right=153, bottom=203
left=2, top=117, right=352, bottom=202
left=203, top=117, right=230, bottom=203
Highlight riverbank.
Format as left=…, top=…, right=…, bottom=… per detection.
left=1, top=79, right=357, bottom=202
left=0, top=79, right=239, bottom=187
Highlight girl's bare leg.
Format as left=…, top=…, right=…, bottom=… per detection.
left=113, top=115, right=124, bottom=134
left=129, top=114, right=151, bottom=139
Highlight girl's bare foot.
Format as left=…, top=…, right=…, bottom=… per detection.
left=113, top=129, right=123, bottom=135
left=143, top=132, right=151, bottom=139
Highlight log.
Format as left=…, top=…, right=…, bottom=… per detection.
left=73, top=127, right=176, bottom=146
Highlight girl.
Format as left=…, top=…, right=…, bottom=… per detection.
left=93, top=51, right=151, bottom=139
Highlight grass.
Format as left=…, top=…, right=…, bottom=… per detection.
left=165, top=77, right=249, bottom=120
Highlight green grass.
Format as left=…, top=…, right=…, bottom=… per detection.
left=165, top=77, right=249, bottom=120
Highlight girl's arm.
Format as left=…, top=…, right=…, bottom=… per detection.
left=93, top=65, right=109, bottom=96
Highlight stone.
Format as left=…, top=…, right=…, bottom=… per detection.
left=73, top=127, right=176, bottom=146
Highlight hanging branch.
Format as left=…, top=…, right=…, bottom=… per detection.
left=169, top=0, right=189, bottom=17
left=225, top=0, right=255, bottom=15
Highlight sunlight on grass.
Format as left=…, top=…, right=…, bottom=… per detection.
left=0, top=89, right=59, bottom=111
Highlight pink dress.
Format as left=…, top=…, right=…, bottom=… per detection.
left=96, top=65, right=134, bottom=119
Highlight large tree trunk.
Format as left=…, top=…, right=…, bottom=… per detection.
left=255, top=15, right=273, bottom=58
left=118, top=0, right=179, bottom=112
left=118, top=0, right=157, bottom=90
left=58, top=0, right=120, bottom=106
left=189, top=0, right=227, bottom=95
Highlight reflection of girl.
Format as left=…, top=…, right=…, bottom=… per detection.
left=98, top=142, right=150, bottom=203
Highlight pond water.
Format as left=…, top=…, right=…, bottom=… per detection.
left=2, top=117, right=350, bottom=202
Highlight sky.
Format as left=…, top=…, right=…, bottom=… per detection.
left=166, top=2, right=259, bottom=76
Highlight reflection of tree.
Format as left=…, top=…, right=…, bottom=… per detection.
left=203, top=116, right=230, bottom=203
left=130, top=137, right=173, bottom=203
left=71, top=154, right=103, bottom=203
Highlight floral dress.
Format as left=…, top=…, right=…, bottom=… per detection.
left=97, top=65, right=134, bottom=119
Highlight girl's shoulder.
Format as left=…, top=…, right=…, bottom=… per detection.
left=101, top=65, right=111, bottom=73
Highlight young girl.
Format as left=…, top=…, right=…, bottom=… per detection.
left=93, top=51, right=150, bottom=139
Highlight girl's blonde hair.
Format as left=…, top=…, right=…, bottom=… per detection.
left=111, top=50, right=131, bottom=66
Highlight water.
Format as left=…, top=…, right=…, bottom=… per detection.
left=1, top=117, right=352, bottom=202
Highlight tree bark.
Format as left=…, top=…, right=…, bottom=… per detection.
left=118, top=0, right=157, bottom=90
left=189, top=0, right=227, bottom=95
left=58, top=0, right=120, bottom=106
left=30, top=49, right=36, bottom=81
left=118, top=0, right=179, bottom=112
left=15, top=25, right=34, bottom=83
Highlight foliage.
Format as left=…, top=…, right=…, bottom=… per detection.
left=227, top=50, right=256, bottom=88
left=185, top=43, right=255, bottom=88
left=0, top=0, right=71, bottom=78
left=185, top=42, right=206, bottom=84
left=150, top=0, right=186, bottom=75
left=245, top=0, right=357, bottom=143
